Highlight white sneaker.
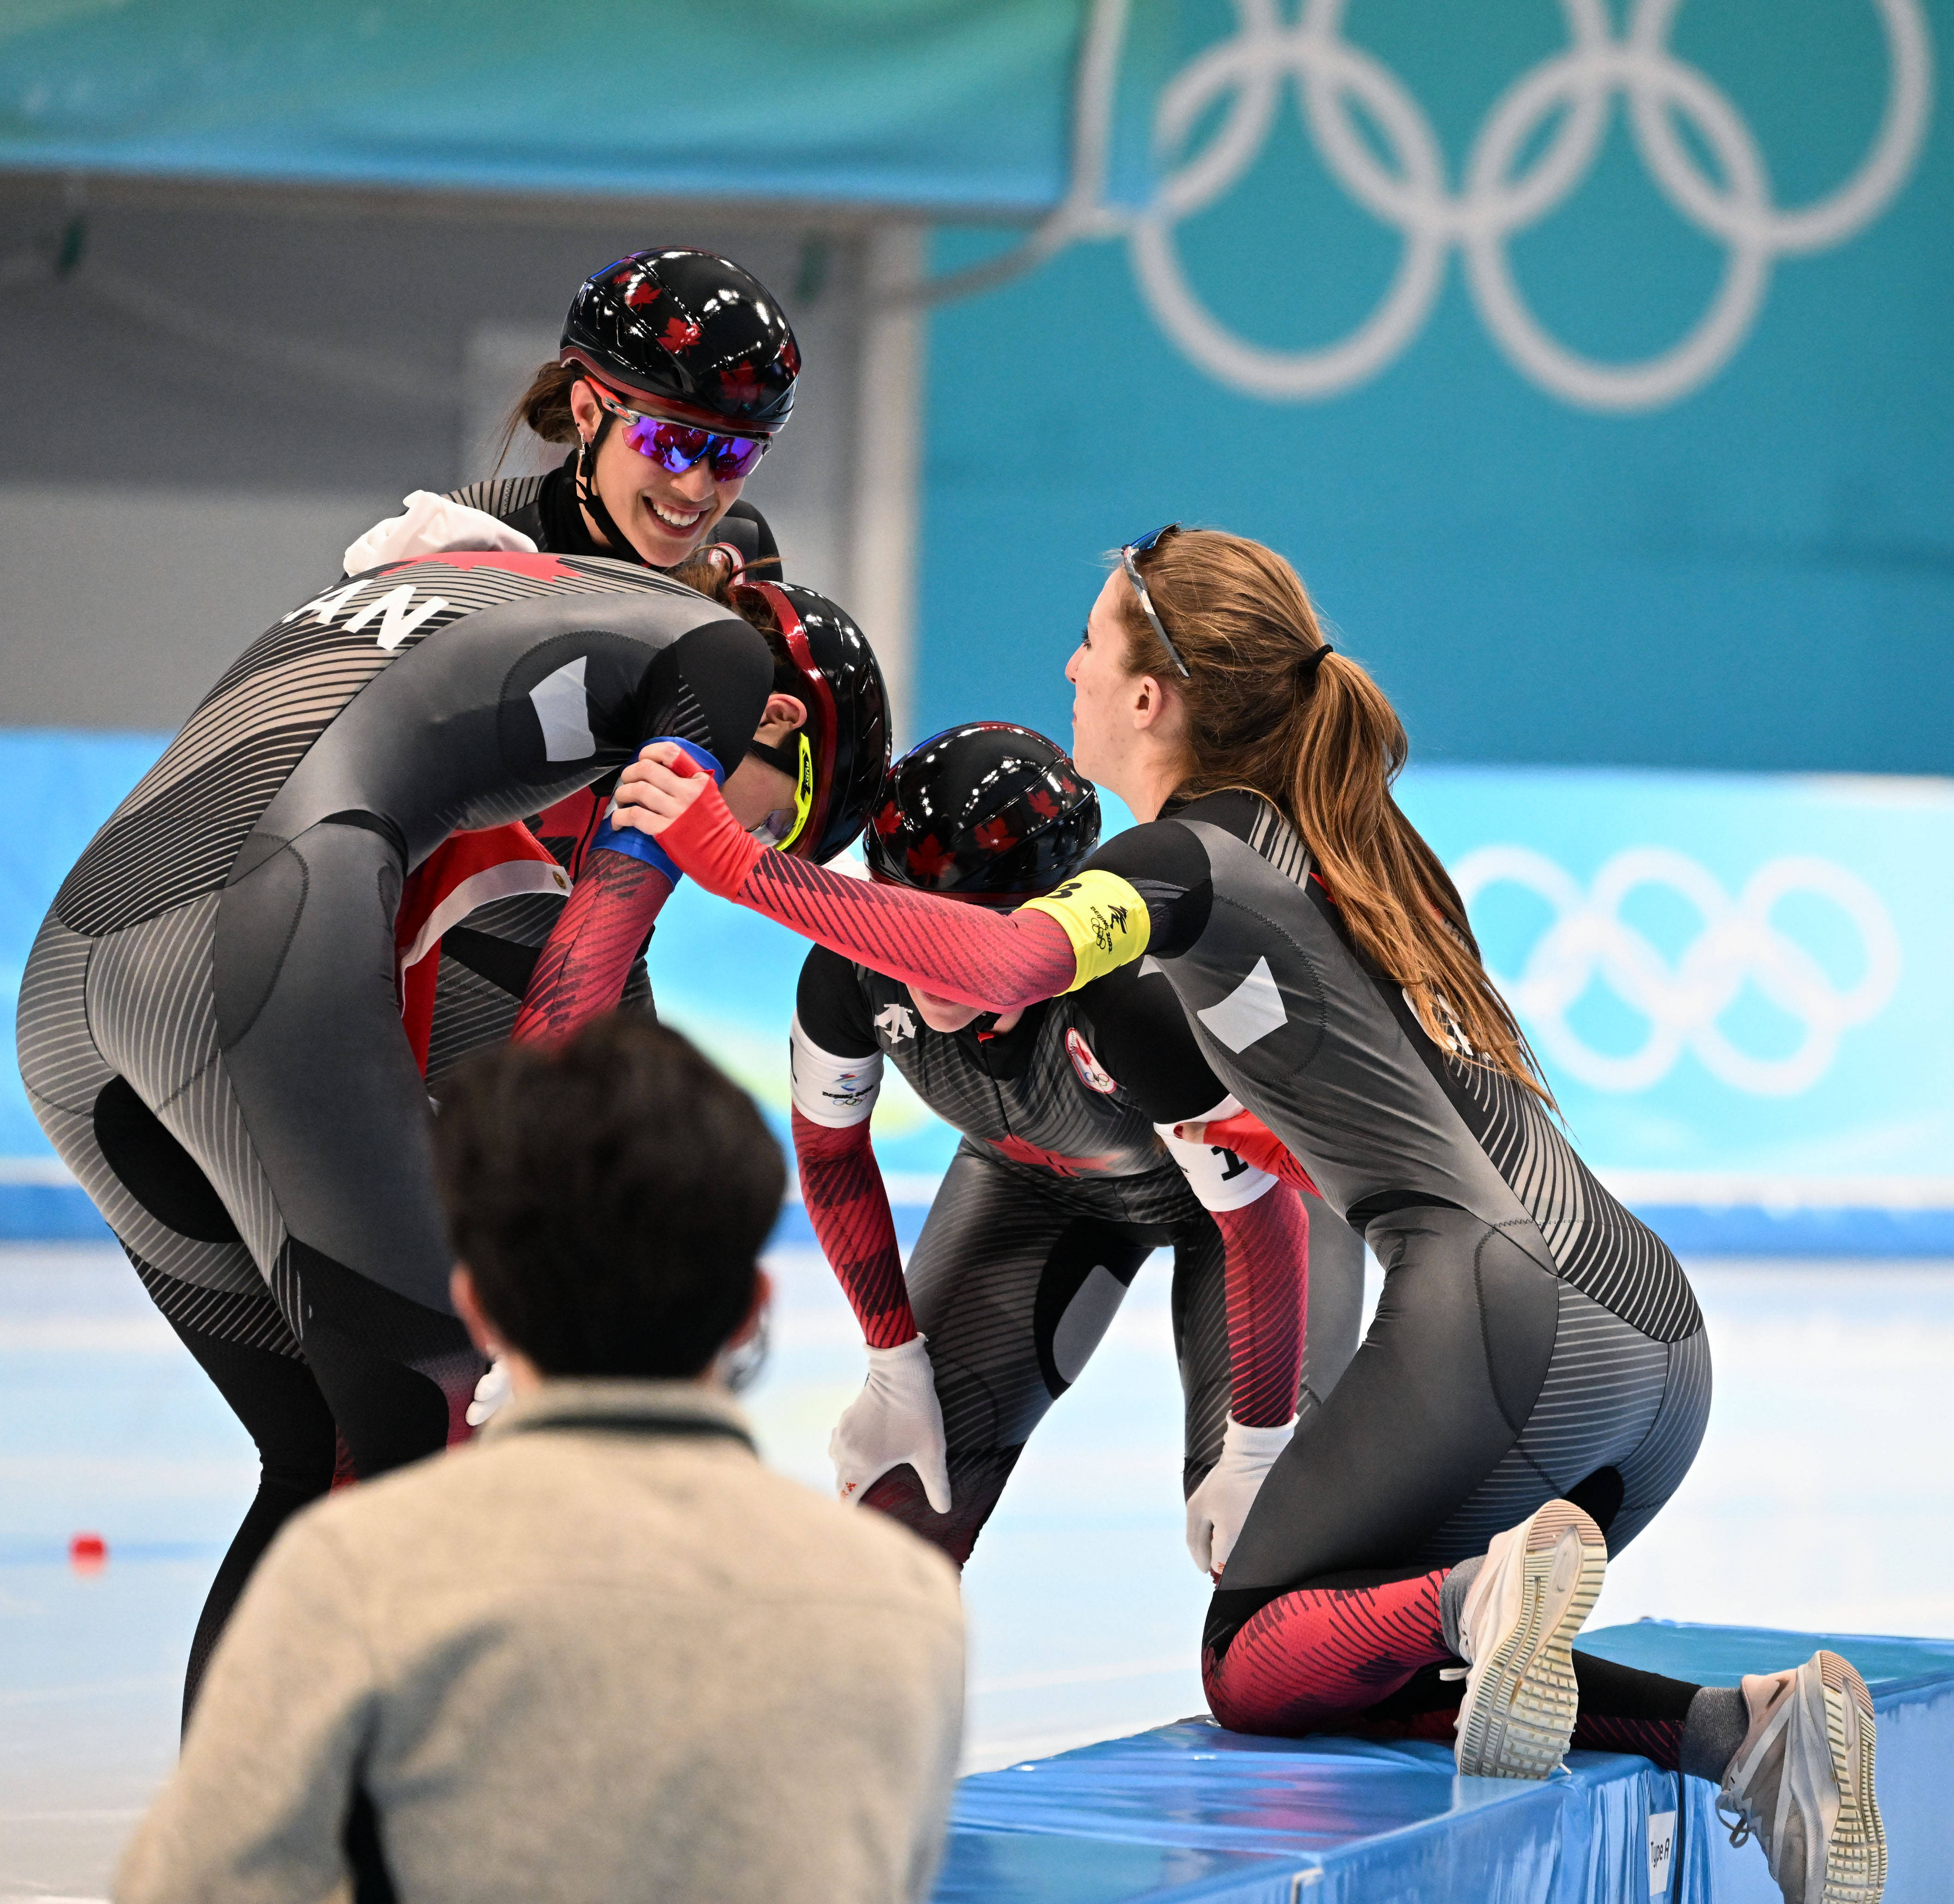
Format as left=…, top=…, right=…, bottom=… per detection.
left=1453, top=1498, right=1608, bottom=1779
left=1716, top=1650, right=1884, bottom=1904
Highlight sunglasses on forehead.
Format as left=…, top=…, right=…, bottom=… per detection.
left=588, top=382, right=771, bottom=481
left=1118, top=524, right=1336, bottom=687
left=1120, top=523, right=1190, bottom=678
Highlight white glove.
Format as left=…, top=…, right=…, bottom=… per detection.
left=829, top=1335, right=951, bottom=1514
left=1186, top=1415, right=1295, bottom=1577
left=343, top=491, right=539, bottom=575
left=465, top=1357, right=511, bottom=1428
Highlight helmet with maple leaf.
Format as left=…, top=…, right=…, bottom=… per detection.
left=863, top=723, right=1099, bottom=905
left=560, top=249, right=799, bottom=433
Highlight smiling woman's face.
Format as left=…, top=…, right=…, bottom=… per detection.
left=569, top=381, right=748, bottom=566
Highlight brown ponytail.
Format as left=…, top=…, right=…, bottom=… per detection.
left=491, top=360, right=582, bottom=474
left=1115, top=529, right=1554, bottom=1105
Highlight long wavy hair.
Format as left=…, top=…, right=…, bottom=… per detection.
left=1115, top=527, right=1552, bottom=1104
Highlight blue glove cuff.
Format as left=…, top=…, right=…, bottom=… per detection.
left=590, top=738, right=724, bottom=884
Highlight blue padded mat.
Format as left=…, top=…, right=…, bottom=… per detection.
left=934, top=1623, right=1954, bottom=1904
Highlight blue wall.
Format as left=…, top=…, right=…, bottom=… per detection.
left=916, top=0, right=1953, bottom=775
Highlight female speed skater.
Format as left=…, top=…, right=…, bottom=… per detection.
left=347, top=246, right=795, bottom=586
left=795, top=720, right=1366, bottom=1573
left=614, top=527, right=1882, bottom=1904
left=16, top=546, right=885, bottom=1722
left=344, top=248, right=807, bottom=1079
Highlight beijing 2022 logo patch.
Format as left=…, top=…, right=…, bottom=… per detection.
left=1065, top=1028, right=1118, bottom=1094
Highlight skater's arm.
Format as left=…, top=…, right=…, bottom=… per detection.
left=1174, top=1106, right=1321, bottom=1199
left=790, top=954, right=912, bottom=1344
left=616, top=751, right=1151, bottom=1011
left=793, top=954, right=950, bottom=1510
left=511, top=845, right=675, bottom=1044
left=792, top=1109, right=915, bottom=1346
left=511, top=735, right=726, bottom=1044
left=1207, top=1181, right=1309, bottom=1429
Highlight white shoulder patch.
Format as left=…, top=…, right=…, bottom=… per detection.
left=790, top=1014, right=884, bottom=1128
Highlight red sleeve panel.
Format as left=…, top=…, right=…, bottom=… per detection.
left=511, top=848, right=674, bottom=1045
left=791, top=1107, right=916, bottom=1348
left=656, top=778, right=1077, bottom=1012
left=1212, top=1183, right=1309, bottom=1429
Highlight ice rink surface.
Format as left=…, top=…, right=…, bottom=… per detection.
left=5, top=1242, right=1953, bottom=1900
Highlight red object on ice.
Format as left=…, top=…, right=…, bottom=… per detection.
left=69, top=1532, right=107, bottom=1572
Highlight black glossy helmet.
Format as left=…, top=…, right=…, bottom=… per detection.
left=864, top=724, right=1099, bottom=904
left=733, top=581, right=890, bottom=865
left=561, top=248, right=799, bottom=433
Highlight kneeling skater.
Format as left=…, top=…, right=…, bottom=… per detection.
left=794, top=722, right=1365, bottom=1571
left=618, top=528, right=1884, bottom=1904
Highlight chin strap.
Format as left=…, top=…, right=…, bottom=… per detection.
left=744, top=737, right=801, bottom=776
left=574, top=414, right=650, bottom=567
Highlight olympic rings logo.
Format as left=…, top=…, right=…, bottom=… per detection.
left=1451, top=845, right=1901, bottom=1094
left=1027, top=0, right=1933, bottom=410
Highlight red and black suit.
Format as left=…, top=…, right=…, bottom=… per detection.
left=790, top=944, right=1366, bottom=1565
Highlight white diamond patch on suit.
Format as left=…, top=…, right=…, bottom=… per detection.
left=1196, top=955, right=1288, bottom=1054
left=529, top=656, right=595, bottom=762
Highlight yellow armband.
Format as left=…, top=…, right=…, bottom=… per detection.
left=1021, top=870, right=1151, bottom=993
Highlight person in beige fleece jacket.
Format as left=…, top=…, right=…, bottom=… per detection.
left=117, top=1016, right=965, bottom=1904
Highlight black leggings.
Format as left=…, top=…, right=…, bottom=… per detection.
left=159, top=1310, right=338, bottom=1721
left=860, top=1146, right=1366, bottom=1565
left=19, top=889, right=481, bottom=1721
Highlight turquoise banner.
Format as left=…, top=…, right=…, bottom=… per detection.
left=0, top=0, right=1082, bottom=208
left=919, top=1, right=1952, bottom=780
left=1396, top=765, right=1954, bottom=1247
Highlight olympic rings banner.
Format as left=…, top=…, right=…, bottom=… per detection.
left=648, top=762, right=1954, bottom=1256
left=919, top=0, right=1954, bottom=783
left=988, top=0, right=1935, bottom=413
left=1394, top=765, right=1954, bottom=1251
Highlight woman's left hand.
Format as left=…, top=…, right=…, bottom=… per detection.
left=611, top=742, right=710, bottom=836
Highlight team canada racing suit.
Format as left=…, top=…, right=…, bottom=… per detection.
left=389, top=469, right=782, bottom=1083
left=790, top=944, right=1366, bottom=1566
left=17, top=548, right=776, bottom=1708
left=641, top=772, right=1716, bottom=1747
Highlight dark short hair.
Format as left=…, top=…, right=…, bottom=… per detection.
left=430, top=1016, right=784, bottom=1378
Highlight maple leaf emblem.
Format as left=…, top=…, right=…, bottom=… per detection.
left=719, top=360, right=764, bottom=405
left=660, top=316, right=701, bottom=351
left=621, top=272, right=659, bottom=307
left=781, top=337, right=801, bottom=376
left=1026, top=787, right=1058, bottom=820
left=873, top=798, right=902, bottom=838
left=907, top=834, right=955, bottom=882
left=974, top=816, right=1016, bottom=851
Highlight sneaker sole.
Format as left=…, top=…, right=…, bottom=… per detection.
left=1454, top=1499, right=1608, bottom=1779
left=1816, top=1651, right=1885, bottom=1903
